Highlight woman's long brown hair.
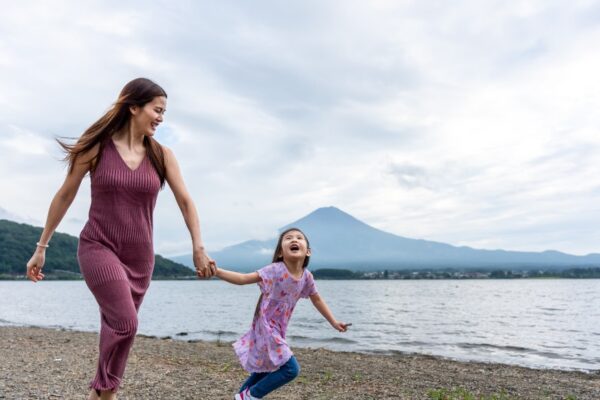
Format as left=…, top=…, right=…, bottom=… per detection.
left=58, top=78, right=168, bottom=187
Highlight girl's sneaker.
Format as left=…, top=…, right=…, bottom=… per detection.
left=235, top=388, right=258, bottom=400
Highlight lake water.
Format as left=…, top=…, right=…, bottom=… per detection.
left=0, top=279, right=598, bottom=372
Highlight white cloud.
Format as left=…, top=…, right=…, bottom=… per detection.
left=1, top=1, right=599, bottom=256
left=2, top=126, right=54, bottom=155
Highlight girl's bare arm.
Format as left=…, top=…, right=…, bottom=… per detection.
left=216, top=268, right=261, bottom=285
left=310, top=293, right=350, bottom=332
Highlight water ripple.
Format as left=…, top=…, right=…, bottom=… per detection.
left=1, top=280, right=598, bottom=371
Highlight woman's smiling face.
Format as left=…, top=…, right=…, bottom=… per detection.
left=130, top=95, right=166, bottom=137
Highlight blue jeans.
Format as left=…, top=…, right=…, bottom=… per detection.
left=239, top=356, right=300, bottom=398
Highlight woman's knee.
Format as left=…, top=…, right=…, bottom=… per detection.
left=106, top=315, right=138, bottom=338
left=121, top=317, right=138, bottom=337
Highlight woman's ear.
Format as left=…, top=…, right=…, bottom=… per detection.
left=129, top=105, right=139, bottom=115
left=306, top=248, right=312, bottom=256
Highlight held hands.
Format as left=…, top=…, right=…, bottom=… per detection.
left=332, top=321, right=352, bottom=333
left=26, top=249, right=46, bottom=282
left=193, top=248, right=216, bottom=279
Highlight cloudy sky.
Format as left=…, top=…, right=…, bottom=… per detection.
left=1, top=0, right=599, bottom=257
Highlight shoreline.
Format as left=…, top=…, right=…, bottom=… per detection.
left=1, top=326, right=598, bottom=399
left=3, top=321, right=595, bottom=374
left=3, top=275, right=600, bottom=281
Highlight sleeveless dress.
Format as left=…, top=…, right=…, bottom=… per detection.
left=233, top=262, right=318, bottom=372
left=77, top=138, right=160, bottom=392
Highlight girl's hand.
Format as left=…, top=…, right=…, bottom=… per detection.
left=193, top=249, right=215, bottom=279
left=332, top=321, right=351, bottom=332
left=209, top=259, right=217, bottom=275
left=26, top=250, right=46, bottom=282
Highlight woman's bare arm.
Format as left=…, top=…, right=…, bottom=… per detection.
left=26, top=144, right=98, bottom=281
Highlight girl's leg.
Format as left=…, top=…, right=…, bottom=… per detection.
left=99, top=391, right=117, bottom=400
left=239, top=372, right=267, bottom=393
left=248, top=356, right=300, bottom=398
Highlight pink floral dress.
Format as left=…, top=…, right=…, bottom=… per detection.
left=233, top=262, right=318, bottom=372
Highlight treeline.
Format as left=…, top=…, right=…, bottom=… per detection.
left=490, top=268, right=600, bottom=279
left=313, top=268, right=362, bottom=279
left=0, top=219, right=195, bottom=279
left=312, top=267, right=600, bottom=279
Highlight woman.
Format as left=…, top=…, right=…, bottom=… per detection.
left=25, top=78, right=215, bottom=399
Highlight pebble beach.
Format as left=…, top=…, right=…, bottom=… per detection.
left=0, top=326, right=598, bottom=399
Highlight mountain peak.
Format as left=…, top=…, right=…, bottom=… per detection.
left=194, top=206, right=600, bottom=271
left=307, top=206, right=352, bottom=219
left=279, top=206, right=372, bottom=233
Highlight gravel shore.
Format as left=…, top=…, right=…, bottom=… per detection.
left=0, top=326, right=597, bottom=399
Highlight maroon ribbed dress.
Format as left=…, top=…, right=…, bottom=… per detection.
left=78, top=138, right=160, bottom=392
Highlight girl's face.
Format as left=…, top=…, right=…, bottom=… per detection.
left=279, top=230, right=311, bottom=263
left=130, top=96, right=166, bottom=137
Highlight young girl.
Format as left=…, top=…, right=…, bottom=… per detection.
left=216, top=227, right=350, bottom=399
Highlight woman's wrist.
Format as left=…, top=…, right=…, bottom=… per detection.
left=192, top=244, right=206, bottom=253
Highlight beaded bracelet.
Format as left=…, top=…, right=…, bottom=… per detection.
left=36, top=242, right=49, bottom=248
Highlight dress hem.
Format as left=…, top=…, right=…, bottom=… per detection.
left=239, top=353, right=294, bottom=374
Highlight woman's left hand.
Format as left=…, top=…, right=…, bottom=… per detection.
left=193, top=249, right=216, bottom=279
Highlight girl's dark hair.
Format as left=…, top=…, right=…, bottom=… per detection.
left=58, top=77, right=168, bottom=187
left=272, top=227, right=311, bottom=268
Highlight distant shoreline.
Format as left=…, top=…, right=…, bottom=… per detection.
left=313, top=267, right=600, bottom=280
left=0, top=274, right=198, bottom=281
left=2, top=266, right=600, bottom=280
left=1, top=325, right=598, bottom=399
